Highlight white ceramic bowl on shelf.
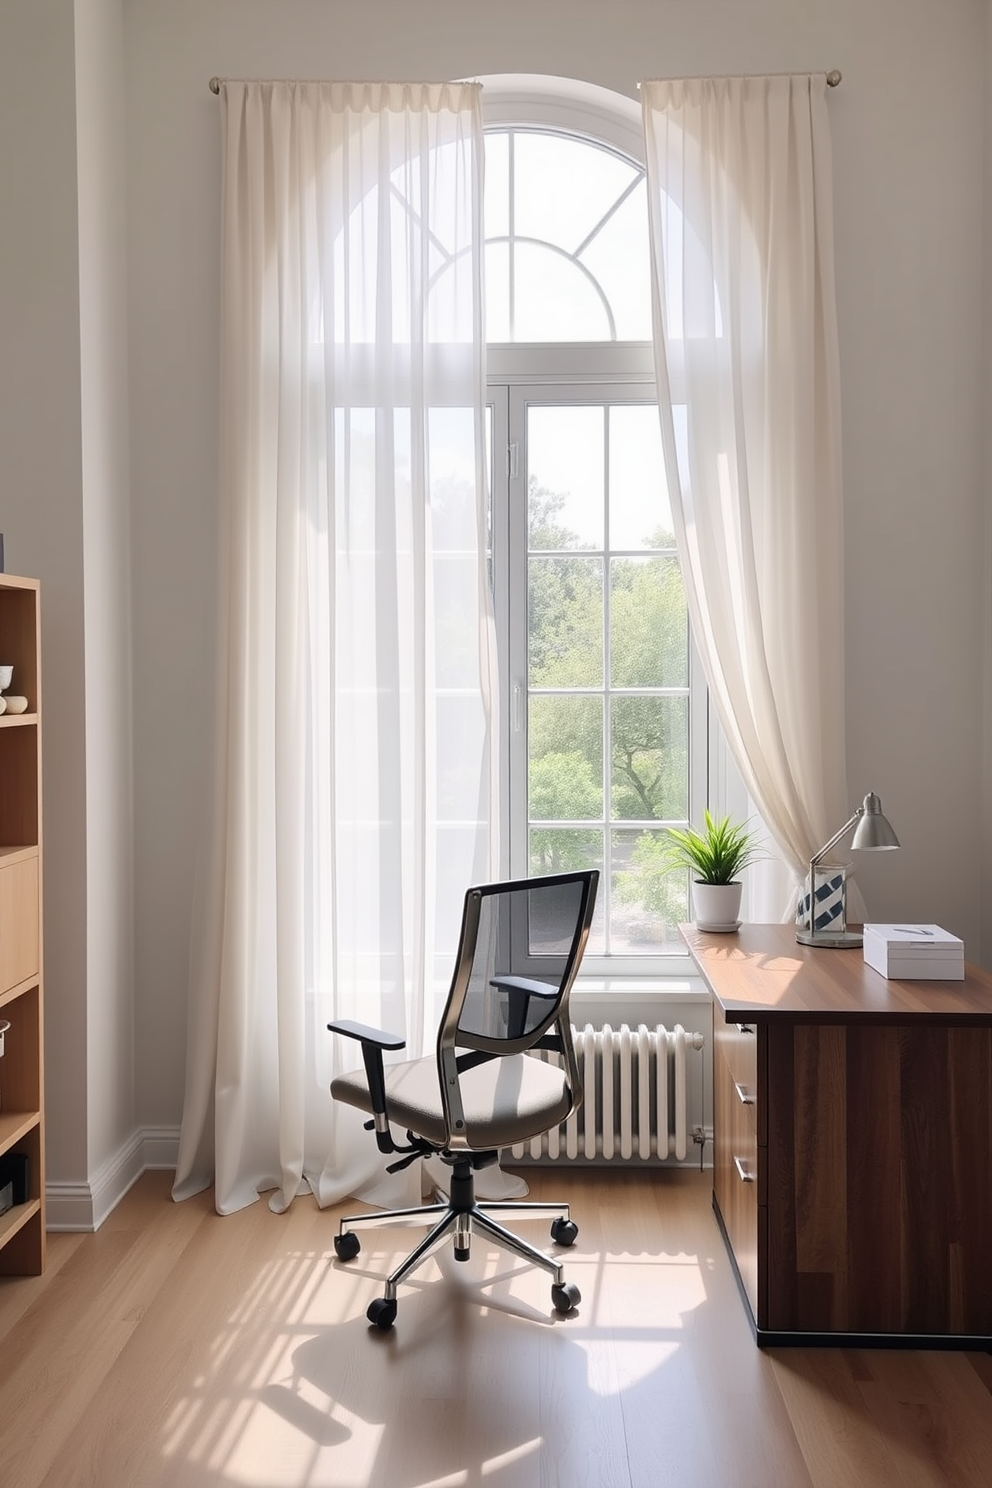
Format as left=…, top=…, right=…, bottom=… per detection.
left=3, top=696, right=27, bottom=714
left=0, top=665, right=12, bottom=692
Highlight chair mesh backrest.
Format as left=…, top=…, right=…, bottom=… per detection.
left=441, top=872, right=597, bottom=1057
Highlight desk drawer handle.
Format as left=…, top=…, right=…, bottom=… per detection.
left=734, top=1081, right=755, bottom=1107
left=733, top=1156, right=754, bottom=1184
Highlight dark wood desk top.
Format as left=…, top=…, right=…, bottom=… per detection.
left=680, top=922, right=992, bottom=1024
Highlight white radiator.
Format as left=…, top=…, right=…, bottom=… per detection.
left=509, top=1023, right=705, bottom=1164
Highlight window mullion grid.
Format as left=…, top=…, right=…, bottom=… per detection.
left=508, top=380, right=701, bottom=966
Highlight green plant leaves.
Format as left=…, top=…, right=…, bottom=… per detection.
left=661, top=809, right=762, bottom=885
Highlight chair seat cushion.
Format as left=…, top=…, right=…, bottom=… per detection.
left=331, top=1052, right=571, bottom=1150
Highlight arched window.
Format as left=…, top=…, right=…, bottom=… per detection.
left=483, top=126, right=651, bottom=342
left=481, top=78, right=716, bottom=971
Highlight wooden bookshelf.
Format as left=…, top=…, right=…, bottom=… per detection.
left=0, top=576, right=44, bottom=1275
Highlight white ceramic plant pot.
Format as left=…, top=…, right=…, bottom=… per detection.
left=692, top=881, right=742, bottom=932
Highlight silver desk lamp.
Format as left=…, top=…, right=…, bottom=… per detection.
left=796, top=791, right=900, bottom=949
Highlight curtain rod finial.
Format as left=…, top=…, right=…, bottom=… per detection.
left=209, top=76, right=221, bottom=95
left=826, top=69, right=842, bottom=88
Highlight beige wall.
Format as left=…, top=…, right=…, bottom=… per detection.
left=0, top=0, right=91, bottom=1188
left=75, top=0, right=136, bottom=1188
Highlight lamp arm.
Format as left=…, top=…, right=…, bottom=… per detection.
left=808, top=808, right=862, bottom=872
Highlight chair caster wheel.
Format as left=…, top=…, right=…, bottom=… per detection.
left=334, top=1231, right=361, bottom=1261
left=367, top=1296, right=398, bottom=1330
left=550, top=1217, right=578, bottom=1247
left=551, top=1281, right=581, bottom=1315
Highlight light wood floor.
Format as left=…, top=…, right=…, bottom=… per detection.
left=2, top=1168, right=992, bottom=1488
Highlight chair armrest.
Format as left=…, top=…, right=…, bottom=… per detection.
left=327, top=1020, right=406, bottom=1151
left=489, top=975, right=558, bottom=1039
left=327, top=1018, right=406, bottom=1050
left=489, top=975, right=557, bottom=1001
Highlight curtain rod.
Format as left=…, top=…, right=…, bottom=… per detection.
left=208, top=70, right=843, bottom=96
left=208, top=76, right=478, bottom=93
left=635, top=70, right=841, bottom=90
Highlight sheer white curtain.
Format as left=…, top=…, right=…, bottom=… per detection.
left=641, top=75, right=851, bottom=912
left=174, top=80, right=497, bottom=1214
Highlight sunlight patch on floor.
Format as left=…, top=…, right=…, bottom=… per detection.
left=156, top=1228, right=710, bottom=1485
left=161, top=1345, right=385, bottom=1487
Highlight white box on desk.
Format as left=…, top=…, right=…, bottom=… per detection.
left=863, top=923, right=964, bottom=980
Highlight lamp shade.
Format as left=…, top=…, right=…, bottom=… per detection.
left=850, top=792, right=900, bottom=851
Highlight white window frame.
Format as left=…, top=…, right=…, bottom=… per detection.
left=480, top=78, right=742, bottom=983
left=488, top=353, right=718, bottom=981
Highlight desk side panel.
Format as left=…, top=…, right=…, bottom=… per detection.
left=765, top=1023, right=992, bottom=1336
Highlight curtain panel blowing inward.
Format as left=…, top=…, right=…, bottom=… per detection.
left=174, top=80, right=497, bottom=1216
left=641, top=74, right=852, bottom=912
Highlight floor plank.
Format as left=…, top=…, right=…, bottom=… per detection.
left=0, top=1168, right=989, bottom=1487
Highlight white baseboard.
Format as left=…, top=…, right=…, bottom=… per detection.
left=46, top=1125, right=180, bottom=1232
left=44, top=1123, right=710, bottom=1231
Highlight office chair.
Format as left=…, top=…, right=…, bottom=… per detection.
left=328, top=869, right=599, bottom=1329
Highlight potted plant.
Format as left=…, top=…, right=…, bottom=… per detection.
left=662, top=810, right=763, bottom=931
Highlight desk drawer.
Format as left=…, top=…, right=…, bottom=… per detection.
left=714, top=1019, right=760, bottom=1137
left=713, top=1045, right=759, bottom=1318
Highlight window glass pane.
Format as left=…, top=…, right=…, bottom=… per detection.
left=513, top=241, right=612, bottom=341
left=611, top=829, right=688, bottom=951
left=610, top=557, right=688, bottom=690
left=428, top=256, right=480, bottom=344
left=529, top=695, right=604, bottom=820
left=334, top=184, right=378, bottom=341
left=428, top=407, right=480, bottom=552
left=579, top=181, right=652, bottom=340
left=334, top=407, right=373, bottom=539
left=530, top=820, right=603, bottom=878
left=436, top=695, right=488, bottom=814
left=484, top=403, right=494, bottom=592
left=529, top=827, right=603, bottom=875
left=528, top=830, right=606, bottom=953
left=528, top=406, right=603, bottom=549
left=330, top=138, right=477, bottom=345
left=484, top=240, right=511, bottom=342
left=485, top=130, right=510, bottom=239
left=610, top=696, right=688, bottom=821
left=435, top=557, right=485, bottom=688
left=513, top=132, right=640, bottom=254
left=608, top=405, right=673, bottom=550
left=528, top=557, right=603, bottom=687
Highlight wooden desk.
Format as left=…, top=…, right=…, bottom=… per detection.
left=682, top=922, right=992, bottom=1347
